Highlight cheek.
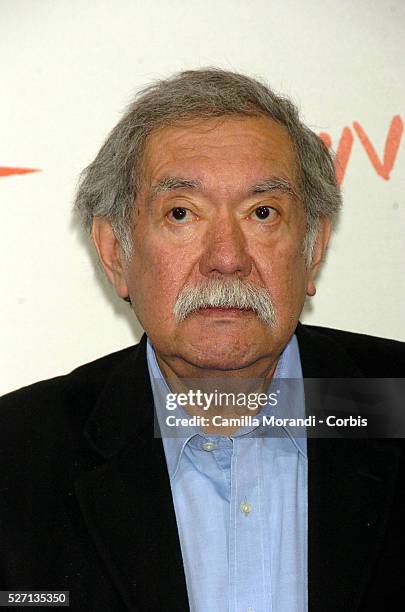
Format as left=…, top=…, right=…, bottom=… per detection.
left=127, top=232, right=196, bottom=316
left=258, top=240, right=307, bottom=312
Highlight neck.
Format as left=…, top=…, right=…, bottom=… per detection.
left=155, top=351, right=280, bottom=436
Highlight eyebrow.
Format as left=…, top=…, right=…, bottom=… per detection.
left=248, top=177, right=296, bottom=197
left=148, top=175, right=296, bottom=202
left=151, top=176, right=203, bottom=197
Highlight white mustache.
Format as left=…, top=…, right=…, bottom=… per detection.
left=173, top=278, right=276, bottom=326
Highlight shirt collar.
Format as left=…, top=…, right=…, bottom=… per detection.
left=147, top=334, right=306, bottom=478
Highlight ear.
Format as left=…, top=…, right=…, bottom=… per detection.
left=306, top=217, right=332, bottom=297
left=92, top=217, right=129, bottom=299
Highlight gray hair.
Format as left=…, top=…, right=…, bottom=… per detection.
left=74, top=68, right=341, bottom=263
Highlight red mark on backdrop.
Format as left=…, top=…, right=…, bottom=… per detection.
left=0, top=166, right=40, bottom=177
left=319, top=127, right=354, bottom=185
left=352, top=115, right=404, bottom=180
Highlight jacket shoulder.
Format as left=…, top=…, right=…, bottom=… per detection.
left=301, top=324, right=405, bottom=376
left=0, top=343, right=140, bottom=435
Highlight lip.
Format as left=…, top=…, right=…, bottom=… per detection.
left=195, top=307, right=254, bottom=317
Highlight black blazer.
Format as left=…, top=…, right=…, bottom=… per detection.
left=0, top=324, right=404, bottom=611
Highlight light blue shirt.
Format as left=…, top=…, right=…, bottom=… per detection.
left=147, top=335, right=307, bottom=612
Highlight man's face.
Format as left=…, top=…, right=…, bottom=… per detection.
left=108, top=115, right=326, bottom=372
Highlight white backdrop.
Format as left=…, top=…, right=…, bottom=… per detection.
left=1, top=0, right=404, bottom=395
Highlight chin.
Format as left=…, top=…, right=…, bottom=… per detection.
left=178, top=332, right=268, bottom=372
left=186, top=353, right=255, bottom=372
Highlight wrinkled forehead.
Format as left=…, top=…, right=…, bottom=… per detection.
left=137, top=114, right=301, bottom=196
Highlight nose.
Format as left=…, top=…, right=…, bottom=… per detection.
left=199, top=213, right=252, bottom=278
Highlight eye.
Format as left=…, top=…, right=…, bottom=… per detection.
left=251, top=205, right=278, bottom=222
left=167, top=207, right=195, bottom=223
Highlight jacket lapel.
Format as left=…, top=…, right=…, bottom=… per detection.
left=296, top=324, right=401, bottom=611
left=75, top=337, right=189, bottom=611
left=307, top=437, right=400, bottom=611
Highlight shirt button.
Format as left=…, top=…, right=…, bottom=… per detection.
left=202, top=441, right=216, bottom=451
left=240, top=500, right=252, bottom=515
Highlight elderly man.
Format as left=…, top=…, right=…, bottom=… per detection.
left=0, top=69, right=404, bottom=612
